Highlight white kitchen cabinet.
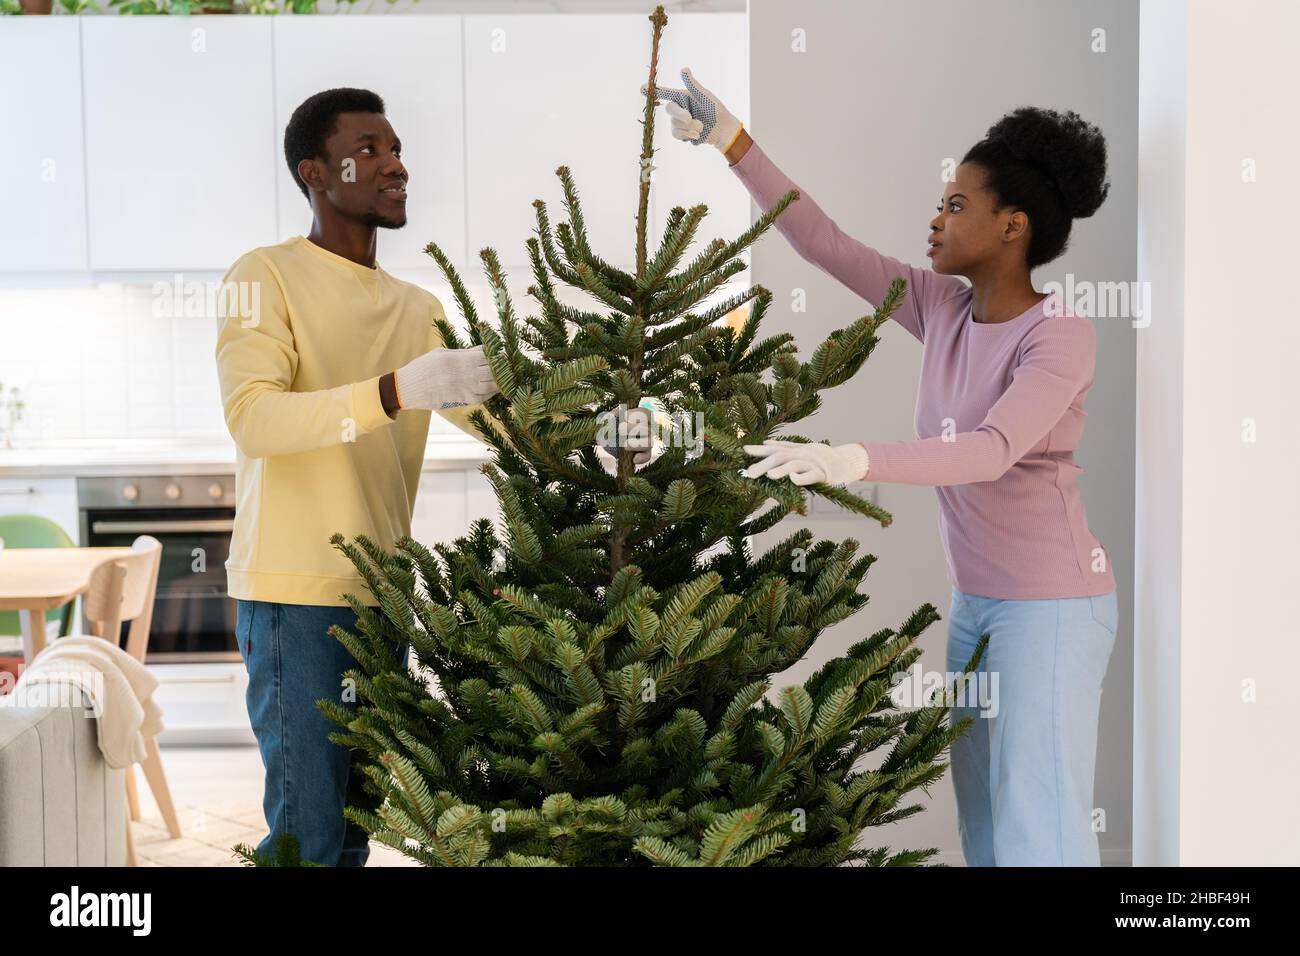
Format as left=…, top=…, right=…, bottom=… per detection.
left=0, top=20, right=89, bottom=273
left=410, top=467, right=502, bottom=554
left=3, top=12, right=746, bottom=282
left=464, top=14, right=649, bottom=272
left=81, top=18, right=278, bottom=272
left=463, top=13, right=749, bottom=273
left=465, top=468, right=499, bottom=530
left=149, top=662, right=253, bottom=746
left=272, top=15, right=467, bottom=272
left=410, top=470, right=469, bottom=552
left=0, top=477, right=80, bottom=545
left=646, top=13, right=751, bottom=254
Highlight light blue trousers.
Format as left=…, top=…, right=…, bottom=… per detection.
left=945, top=586, right=1118, bottom=866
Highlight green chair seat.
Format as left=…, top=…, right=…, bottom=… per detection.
left=0, top=514, right=78, bottom=640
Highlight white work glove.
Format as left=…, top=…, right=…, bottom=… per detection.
left=394, top=344, right=499, bottom=411
left=743, top=440, right=870, bottom=487
left=644, top=68, right=743, bottom=152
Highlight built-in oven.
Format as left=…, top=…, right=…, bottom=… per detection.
left=79, top=475, right=239, bottom=663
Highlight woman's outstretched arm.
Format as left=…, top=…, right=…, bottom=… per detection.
left=856, top=314, right=1096, bottom=485
left=724, top=127, right=755, bottom=165
left=725, top=135, right=968, bottom=345
left=745, top=313, right=1097, bottom=487
left=651, top=69, right=968, bottom=343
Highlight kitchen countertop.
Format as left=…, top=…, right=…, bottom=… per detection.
left=0, top=435, right=492, bottom=478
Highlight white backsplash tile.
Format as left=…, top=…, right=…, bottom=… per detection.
left=0, top=269, right=750, bottom=443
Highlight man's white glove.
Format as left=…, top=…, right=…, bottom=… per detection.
left=394, top=344, right=499, bottom=410
left=743, top=440, right=870, bottom=487
left=644, top=68, right=743, bottom=152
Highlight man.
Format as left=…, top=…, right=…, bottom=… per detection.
left=214, top=87, right=499, bottom=866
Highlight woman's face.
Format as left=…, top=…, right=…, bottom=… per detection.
left=927, top=162, right=1028, bottom=276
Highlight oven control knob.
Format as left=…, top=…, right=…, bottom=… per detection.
left=207, top=482, right=224, bottom=501
left=121, top=483, right=139, bottom=502
left=165, top=483, right=181, bottom=501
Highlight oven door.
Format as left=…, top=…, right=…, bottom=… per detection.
left=84, top=508, right=239, bottom=663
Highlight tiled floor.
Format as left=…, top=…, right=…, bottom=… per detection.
left=132, top=801, right=266, bottom=867
left=131, top=745, right=415, bottom=867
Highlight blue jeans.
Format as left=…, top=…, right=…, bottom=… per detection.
left=235, top=599, right=409, bottom=867
left=945, top=586, right=1118, bottom=866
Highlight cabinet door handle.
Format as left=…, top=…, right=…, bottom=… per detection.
left=92, top=519, right=235, bottom=534
left=155, top=674, right=238, bottom=684
left=0, top=486, right=36, bottom=495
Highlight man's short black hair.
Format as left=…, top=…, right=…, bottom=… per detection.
left=284, top=87, right=386, bottom=202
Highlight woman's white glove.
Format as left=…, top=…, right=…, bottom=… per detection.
left=394, top=344, right=499, bottom=410
left=743, top=440, right=870, bottom=487
left=644, top=68, right=743, bottom=152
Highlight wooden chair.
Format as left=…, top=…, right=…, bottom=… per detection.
left=81, top=536, right=181, bottom=865
left=81, top=558, right=134, bottom=865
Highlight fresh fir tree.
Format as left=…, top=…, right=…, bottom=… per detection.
left=313, top=5, right=984, bottom=868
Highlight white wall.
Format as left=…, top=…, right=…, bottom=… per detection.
left=743, top=0, right=1139, bottom=864
left=1136, top=0, right=1300, bottom=865
left=1134, top=0, right=1186, bottom=870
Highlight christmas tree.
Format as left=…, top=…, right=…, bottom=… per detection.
left=317, top=6, right=983, bottom=867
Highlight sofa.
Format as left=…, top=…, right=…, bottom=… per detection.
left=0, top=684, right=127, bottom=866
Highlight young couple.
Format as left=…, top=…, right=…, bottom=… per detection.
left=216, top=76, right=1117, bottom=867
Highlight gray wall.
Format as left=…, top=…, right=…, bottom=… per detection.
left=744, top=0, right=1137, bottom=864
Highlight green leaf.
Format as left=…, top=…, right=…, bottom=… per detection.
left=660, top=478, right=697, bottom=523
left=778, top=686, right=814, bottom=737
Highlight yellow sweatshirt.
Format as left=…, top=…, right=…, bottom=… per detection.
left=214, top=235, right=489, bottom=606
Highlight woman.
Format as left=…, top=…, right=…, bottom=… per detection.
left=652, top=69, right=1119, bottom=867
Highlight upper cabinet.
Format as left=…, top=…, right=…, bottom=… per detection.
left=273, top=16, right=466, bottom=273
left=81, top=17, right=278, bottom=272
left=464, top=14, right=648, bottom=272
left=646, top=13, right=750, bottom=257
left=3, top=13, right=746, bottom=280
left=0, top=21, right=89, bottom=273
left=462, top=12, right=749, bottom=272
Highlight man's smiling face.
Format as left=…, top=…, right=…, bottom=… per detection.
left=313, top=110, right=409, bottom=229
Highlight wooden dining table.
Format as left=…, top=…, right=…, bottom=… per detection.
left=0, top=546, right=136, bottom=661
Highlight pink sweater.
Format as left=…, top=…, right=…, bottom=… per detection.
left=731, top=141, right=1116, bottom=600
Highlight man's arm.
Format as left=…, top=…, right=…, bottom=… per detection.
left=215, top=252, right=392, bottom=458
left=379, top=371, right=399, bottom=419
